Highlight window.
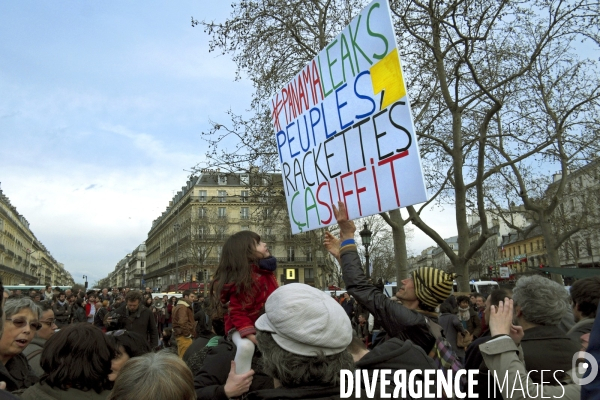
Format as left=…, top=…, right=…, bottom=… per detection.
left=217, top=226, right=228, bottom=239
left=217, top=246, right=222, bottom=261
left=530, top=243, right=533, bottom=252
left=574, top=241, right=580, bottom=259
left=240, top=174, right=249, bottom=185
left=537, top=240, right=540, bottom=250
left=587, top=238, right=593, bottom=256
left=218, top=207, right=227, bottom=218
left=570, top=198, right=575, bottom=212
left=287, top=247, right=295, bottom=262
left=198, top=190, right=207, bottom=202
left=306, top=249, right=313, bottom=261
left=240, top=225, right=250, bottom=231
left=263, top=207, right=272, bottom=219
left=197, top=226, right=207, bottom=238
left=218, top=175, right=227, bottom=185
left=240, top=207, right=249, bottom=220
left=218, top=190, right=227, bottom=203
left=305, top=268, right=314, bottom=279
left=198, top=207, right=206, bottom=219
left=564, top=244, right=570, bottom=260
left=240, top=190, right=249, bottom=203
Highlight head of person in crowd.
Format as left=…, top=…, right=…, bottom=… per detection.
left=87, top=293, right=96, bottom=303
left=102, top=300, right=109, bottom=308
left=512, top=275, right=568, bottom=328
left=170, top=296, right=178, bottom=306
left=125, top=290, right=143, bottom=313
left=180, top=290, right=192, bottom=304
left=107, top=352, right=194, bottom=400
left=569, top=276, right=600, bottom=322
left=144, top=296, right=153, bottom=308
left=162, top=327, right=173, bottom=347
left=457, top=295, right=471, bottom=310
left=57, top=292, right=66, bottom=303
left=28, top=289, right=36, bottom=298
left=396, top=266, right=456, bottom=312
left=211, top=230, right=270, bottom=299
left=64, top=289, right=72, bottom=297
left=37, top=302, right=58, bottom=341
left=32, top=293, right=41, bottom=303
left=255, top=283, right=353, bottom=389
left=113, top=296, right=123, bottom=308
left=162, top=295, right=168, bottom=303
left=102, top=288, right=109, bottom=296
left=0, top=297, right=42, bottom=364
left=484, top=288, right=513, bottom=327
left=36, top=323, right=115, bottom=394
left=67, top=294, right=76, bottom=304
left=105, top=330, right=152, bottom=381
left=14, top=289, right=22, bottom=297
left=475, top=294, right=486, bottom=310
left=145, top=287, right=152, bottom=295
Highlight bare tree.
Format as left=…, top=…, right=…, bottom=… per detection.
left=194, top=0, right=600, bottom=292
left=391, top=0, right=600, bottom=289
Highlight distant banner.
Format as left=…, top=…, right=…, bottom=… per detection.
left=271, top=0, right=427, bottom=234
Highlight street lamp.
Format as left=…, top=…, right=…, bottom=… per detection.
left=359, top=223, right=372, bottom=280
left=83, top=275, right=88, bottom=290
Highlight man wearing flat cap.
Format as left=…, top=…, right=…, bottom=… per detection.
left=324, top=201, right=456, bottom=355
left=246, top=283, right=354, bottom=400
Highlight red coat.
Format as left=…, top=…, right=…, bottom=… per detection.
left=221, top=264, right=278, bottom=338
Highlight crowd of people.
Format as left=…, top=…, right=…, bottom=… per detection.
left=0, top=201, right=596, bottom=399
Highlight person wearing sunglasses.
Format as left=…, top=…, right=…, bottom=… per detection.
left=0, top=298, right=42, bottom=392
left=22, top=302, right=57, bottom=377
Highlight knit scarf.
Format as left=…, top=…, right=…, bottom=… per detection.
left=458, top=306, right=471, bottom=322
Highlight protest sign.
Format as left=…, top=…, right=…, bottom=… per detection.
left=270, top=0, right=427, bottom=233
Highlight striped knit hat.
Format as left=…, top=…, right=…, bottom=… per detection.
left=412, top=267, right=456, bottom=309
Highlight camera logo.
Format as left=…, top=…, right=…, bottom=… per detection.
left=572, top=351, right=599, bottom=385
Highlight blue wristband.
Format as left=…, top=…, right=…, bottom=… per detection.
left=341, top=239, right=356, bottom=247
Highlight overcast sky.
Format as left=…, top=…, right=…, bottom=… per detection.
left=0, top=1, right=457, bottom=285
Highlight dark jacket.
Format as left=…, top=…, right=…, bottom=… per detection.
left=52, top=301, right=71, bottom=326
left=71, top=306, right=86, bottom=323
left=94, top=307, right=108, bottom=329
left=0, top=353, right=38, bottom=392
left=245, top=386, right=341, bottom=400
left=438, top=312, right=466, bottom=358
left=581, top=303, right=600, bottom=400
left=340, top=244, right=436, bottom=354
left=355, top=337, right=437, bottom=399
left=19, top=383, right=110, bottom=400
left=194, top=338, right=273, bottom=400
left=520, top=324, right=580, bottom=384
left=110, top=304, right=158, bottom=347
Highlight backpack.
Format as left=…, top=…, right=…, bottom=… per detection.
left=424, top=317, right=467, bottom=398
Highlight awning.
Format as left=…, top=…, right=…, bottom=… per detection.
left=534, top=267, right=600, bottom=279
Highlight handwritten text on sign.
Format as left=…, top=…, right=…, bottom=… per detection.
left=270, top=0, right=427, bottom=234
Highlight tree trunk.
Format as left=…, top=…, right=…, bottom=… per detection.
left=388, top=209, right=409, bottom=284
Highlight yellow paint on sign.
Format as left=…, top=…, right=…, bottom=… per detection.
left=286, top=269, right=296, bottom=280
left=370, top=48, right=406, bottom=110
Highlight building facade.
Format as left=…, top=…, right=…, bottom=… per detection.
left=0, top=187, right=74, bottom=286
left=138, top=172, right=328, bottom=292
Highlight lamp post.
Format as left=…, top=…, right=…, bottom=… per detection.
left=359, top=223, right=372, bottom=280
left=174, top=222, right=181, bottom=292
left=83, top=275, right=88, bottom=290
